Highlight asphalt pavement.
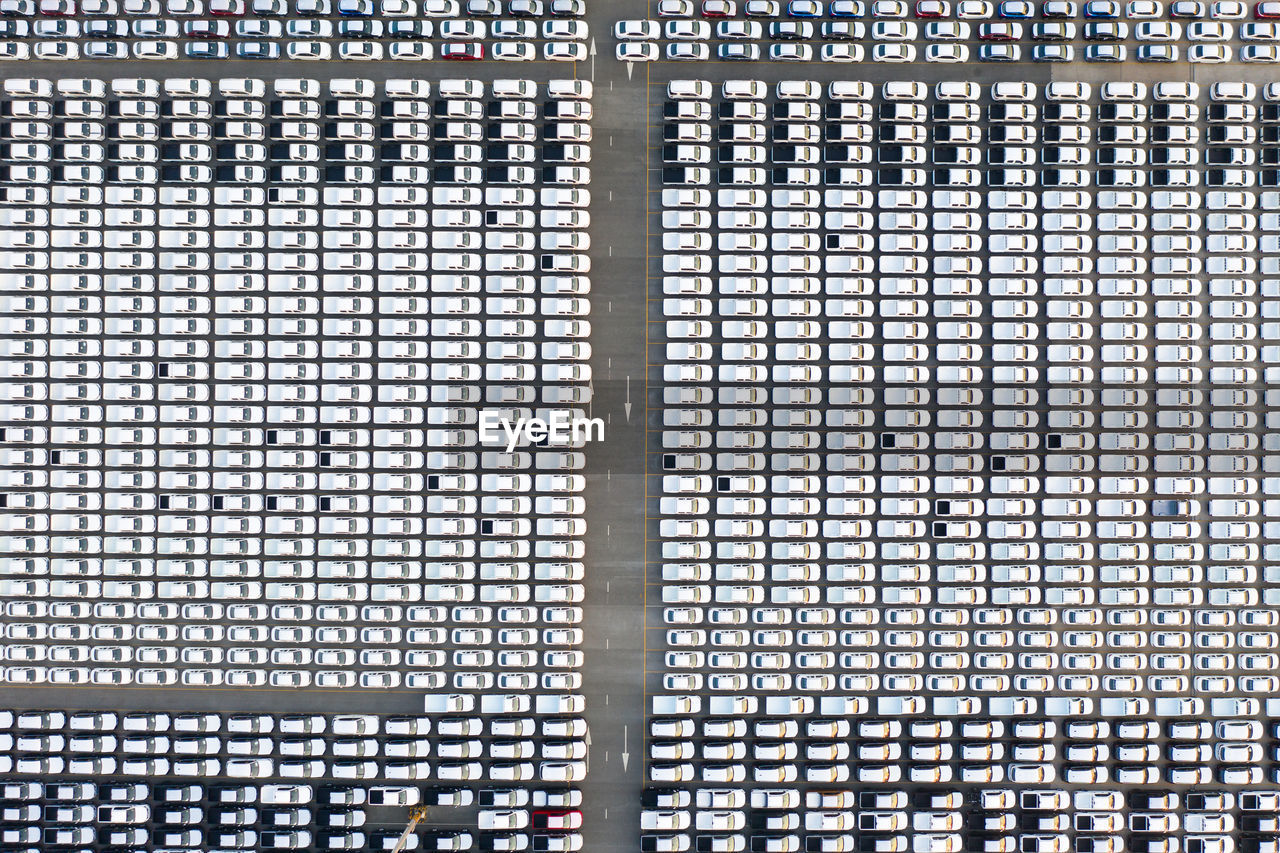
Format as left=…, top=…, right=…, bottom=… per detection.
left=574, top=4, right=651, bottom=846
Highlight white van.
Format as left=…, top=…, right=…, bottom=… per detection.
left=935, top=81, right=977, bottom=101
left=436, top=78, right=481, bottom=99
left=1154, top=81, right=1197, bottom=101
left=651, top=695, right=700, bottom=715
left=1043, top=81, right=1086, bottom=100
left=881, top=80, right=924, bottom=101
left=666, top=79, right=710, bottom=100
left=1100, top=81, right=1146, bottom=101
left=828, top=80, right=872, bottom=100
left=491, top=79, right=535, bottom=100
left=549, top=79, right=592, bottom=100
left=260, top=785, right=313, bottom=805
left=722, top=79, right=764, bottom=100
left=1211, top=81, right=1255, bottom=101
left=776, top=80, right=819, bottom=100
left=422, top=694, right=473, bottom=714
left=535, top=694, right=584, bottom=715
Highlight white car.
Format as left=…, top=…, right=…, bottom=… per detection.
left=873, top=19, right=916, bottom=37
left=540, top=761, right=586, bottom=782
left=769, top=43, right=812, bottom=59
left=873, top=43, right=916, bottom=60
left=614, top=18, right=658, bottom=37
left=1189, top=42, right=1230, bottom=60
left=1243, top=43, right=1280, bottom=60
left=926, top=43, right=968, bottom=60
left=543, top=18, right=587, bottom=38
left=545, top=42, right=587, bottom=60
left=666, top=42, right=710, bottom=59
left=390, top=42, right=433, bottom=59
left=132, top=40, right=176, bottom=59
left=492, top=42, right=535, bottom=60
left=617, top=41, right=659, bottom=60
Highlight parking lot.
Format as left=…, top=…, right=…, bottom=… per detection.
left=1, top=708, right=588, bottom=850
left=644, top=69, right=1280, bottom=853
left=0, top=0, right=588, bottom=61
left=10, top=18, right=1280, bottom=853
left=613, top=0, right=1280, bottom=63
left=0, top=71, right=613, bottom=851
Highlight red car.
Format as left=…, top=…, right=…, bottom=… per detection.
left=1257, top=1, right=1280, bottom=17
left=442, top=41, right=484, bottom=58
left=915, top=0, right=949, bottom=13
left=532, top=811, right=583, bottom=831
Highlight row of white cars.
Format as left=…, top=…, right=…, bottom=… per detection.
left=0, top=708, right=588, bottom=770
left=0, top=77, right=594, bottom=811
left=0, top=0, right=589, bottom=60
left=649, top=78, right=1280, bottom=811
left=641, top=787, right=1267, bottom=853
left=3, top=773, right=583, bottom=851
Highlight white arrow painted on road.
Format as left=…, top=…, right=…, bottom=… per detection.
left=623, top=375, right=632, bottom=422
left=585, top=724, right=593, bottom=774
left=621, top=724, right=630, bottom=772
left=626, top=60, right=634, bottom=81
left=589, top=38, right=597, bottom=81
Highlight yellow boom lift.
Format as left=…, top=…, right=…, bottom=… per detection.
left=389, top=805, right=430, bottom=853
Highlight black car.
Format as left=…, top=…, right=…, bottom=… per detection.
left=878, top=144, right=911, bottom=164
left=824, top=144, right=862, bottom=162
left=878, top=102, right=920, bottom=122
left=825, top=167, right=866, bottom=185
left=718, top=144, right=760, bottom=163
left=662, top=101, right=694, bottom=120
left=752, top=839, right=789, bottom=853
left=432, top=165, right=470, bottom=183
left=876, top=167, right=911, bottom=186
left=933, top=125, right=972, bottom=143
left=877, top=125, right=918, bottom=143
left=486, top=143, right=529, bottom=162
left=1040, top=168, right=1070, bottom=186
left=435, top=143, right=475, bottom=162
left=827, top=102, right=868, bottom=121
left=662, top=167, right=702, bottom=185
left=1206, top=146, right=1247, bottom=165
left=485, top=166, right=526, bottom=183
left=932, top=103, right=972, bottom=122
left=719, top=166, right=760, bottom=184
left=932, top=168, right=971, bottom=186
left=1040, top=146, right=1070, bottom=164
